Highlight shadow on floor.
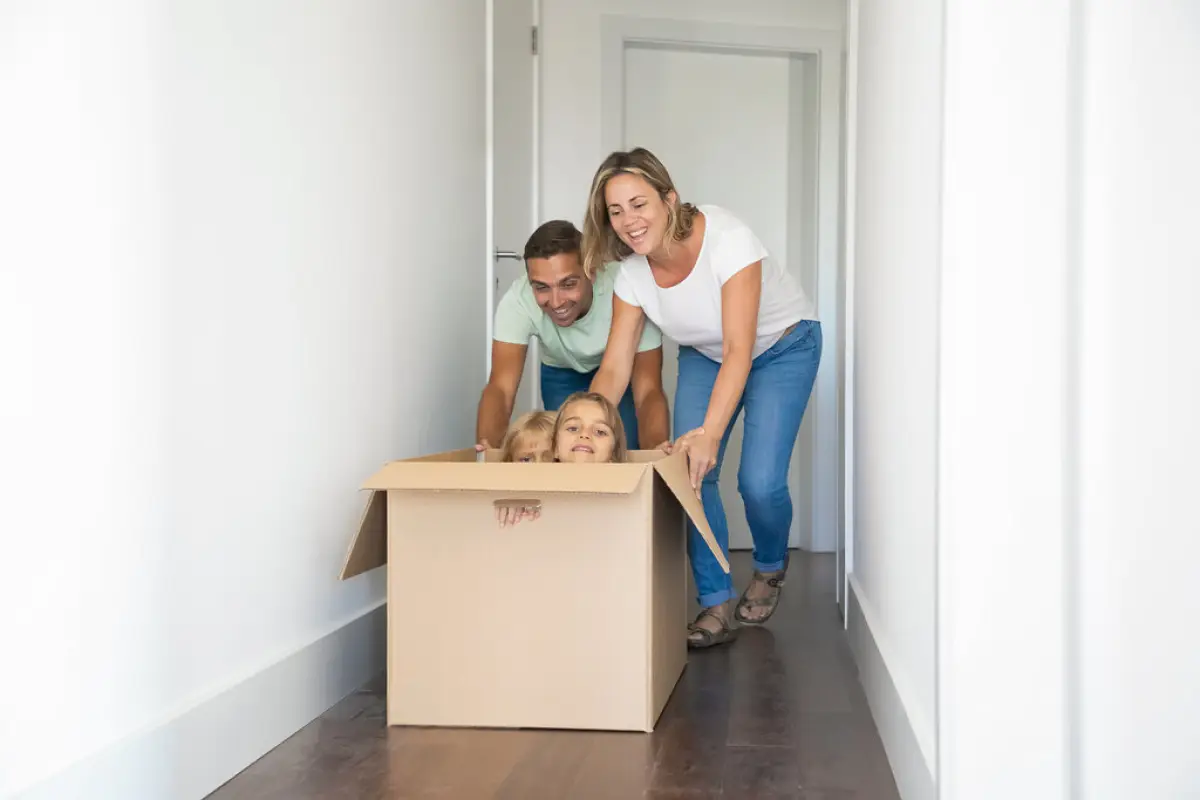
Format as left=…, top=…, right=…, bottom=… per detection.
left=208, top=552, right=900, bottom=799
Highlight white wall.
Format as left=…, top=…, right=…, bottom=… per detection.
left=845, top=0, right=941, bottom=796
left=1075, top=3, right=1200, bottom=798
left=0, top=2, right=484, bottom=797
left=849, top=0, right=1200, bottom=797
left=935, top=0, right=1075, bottom=796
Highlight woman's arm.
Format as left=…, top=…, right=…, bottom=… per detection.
left=589, top=294, right=646, bottom=406
left=682, top=262, right=762, bottom=489
left=630, top=346, right=670, bottom=448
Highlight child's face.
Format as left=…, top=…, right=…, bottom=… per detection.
left=555, top=400, right=616, bottom=463
left=511, top=432, right=554, bottom=463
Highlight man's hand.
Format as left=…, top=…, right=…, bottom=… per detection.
left=654, top=440, right=674, bottom=454
left=475, top=439, right=492, bottom=452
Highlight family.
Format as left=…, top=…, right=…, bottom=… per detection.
left=474, top=147, right=823, bottom=650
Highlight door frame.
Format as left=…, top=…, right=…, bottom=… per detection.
left=485, top=0, right=495, bottom=380
left=485, top=0, right=544, bottom=410
left=598, top=16, right=847, bottom=605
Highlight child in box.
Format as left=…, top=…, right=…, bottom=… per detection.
left=495, top=393, right=629, bottom=528
left=495, top=410, right=556, bottom=528
left=553, top=391, right=628, bottom=464
left=500, top=410, right=556, bottom=463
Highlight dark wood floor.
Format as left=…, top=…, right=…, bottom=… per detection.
left=208, top=552, right=900, bottom=799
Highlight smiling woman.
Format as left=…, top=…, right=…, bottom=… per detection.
left=585, top=147, right=822, bottom=649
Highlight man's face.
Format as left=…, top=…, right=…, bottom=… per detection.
left=527, top=252, right=593, bottom=327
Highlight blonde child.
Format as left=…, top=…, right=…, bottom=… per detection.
left=494, top=396, right=627, bottom=528
left=499, top=410, right=556, bottom=463
left=553, top=391, right=628, bottom=464
left=495, top=410, right=556, bottom=528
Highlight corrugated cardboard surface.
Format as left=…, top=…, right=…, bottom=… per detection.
left=648, top=470, right=689, bottom=729
left=385, top=478, right=659, bottom=731
left=338, top=447, right=726, bottom=731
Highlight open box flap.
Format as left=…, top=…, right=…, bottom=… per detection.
left=341, top=448, right=730, bottom=579
left=339, top=447, right=480, bottom=581
left=340, top=489, right=387, bottom=580
left=652, top=450, right=731, bottom=574
left=361, top=460, right=647, bottom=494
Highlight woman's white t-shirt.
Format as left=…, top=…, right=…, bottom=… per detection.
left=613, top=205, right=816, bottom=362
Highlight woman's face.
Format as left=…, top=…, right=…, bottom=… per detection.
left=555, top=400, right=616, bottom=463
left=604, top=172, right=675, bottom=257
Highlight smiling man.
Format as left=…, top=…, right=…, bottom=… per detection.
left=475, top=219, right=668, bottom=451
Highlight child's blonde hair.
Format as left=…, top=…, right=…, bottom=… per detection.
left=553, top=392, right=629, bottom=463
left=500, top=410, right=557, bottom=462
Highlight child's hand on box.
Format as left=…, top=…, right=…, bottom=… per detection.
left=495, top=502, right=541, bottom=528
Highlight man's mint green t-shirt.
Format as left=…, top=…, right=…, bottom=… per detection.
left=493, top=264, right=663, bottom=373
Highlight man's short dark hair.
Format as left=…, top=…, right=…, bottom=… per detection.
left=524, top=219, right=582, bottom=262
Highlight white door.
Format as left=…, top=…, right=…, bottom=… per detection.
left=490, top=0, right=539, bottom=417
left=622, top=44, right=820, bottom=552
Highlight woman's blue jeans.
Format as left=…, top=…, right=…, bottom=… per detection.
left=540, top=363, right=640, bottom=448
left=675, top=320, right=823, bottom=608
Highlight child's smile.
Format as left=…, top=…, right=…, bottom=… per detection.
left=555, top=399, right=616, bottom=463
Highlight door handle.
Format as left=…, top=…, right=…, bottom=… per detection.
left=495, top=248, right=523, bottom=261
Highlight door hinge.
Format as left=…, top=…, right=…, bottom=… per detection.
left=531, top=25, right=539, bottom=55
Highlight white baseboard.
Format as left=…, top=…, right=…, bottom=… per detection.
left=848, top=575, right=937, bottom=800
left=10, top=603, right=387, bottom=800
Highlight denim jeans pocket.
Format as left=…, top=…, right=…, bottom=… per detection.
left=764, top=319, right=818, bottom=359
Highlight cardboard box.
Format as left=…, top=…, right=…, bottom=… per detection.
left=339, top=447, right=729, bottom=733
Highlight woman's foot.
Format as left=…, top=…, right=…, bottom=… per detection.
left=687, top=601, right=738, bottom=649
left=734, top=567, right=787, bottom=625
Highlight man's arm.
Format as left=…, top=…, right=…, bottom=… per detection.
left=475, top=340, right=528, bottom=448
left=630, top=346, right=669, bottom=449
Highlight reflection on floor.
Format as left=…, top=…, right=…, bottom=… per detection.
left=209, top=552, right=900, bottom=799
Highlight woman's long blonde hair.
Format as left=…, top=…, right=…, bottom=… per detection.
left=580, top=147, right=699, bottom=279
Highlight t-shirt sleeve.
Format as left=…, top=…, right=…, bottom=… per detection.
left=636, top=317, right=663, bottom=353
left=613, top=264, right=643, bottom=308
left=492, top=284, right=535, bottom=344
left=615, top=262, right=659, bottom=351
left=713, top=218, right=770, bottom=285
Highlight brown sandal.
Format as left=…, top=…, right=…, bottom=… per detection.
left=687, top=606, right=739, bottom=649
left=734, top=568, right=787, bottom=625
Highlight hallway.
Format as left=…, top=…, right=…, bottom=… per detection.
left=209, top=553, right=899, bottom=799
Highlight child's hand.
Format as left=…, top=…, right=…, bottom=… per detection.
left=495, top=503, right=541, bottom=528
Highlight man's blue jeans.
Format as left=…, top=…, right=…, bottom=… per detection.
left=540, top=363, right=640, bottom=448
left=674, top=320, right=823, bottom=608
